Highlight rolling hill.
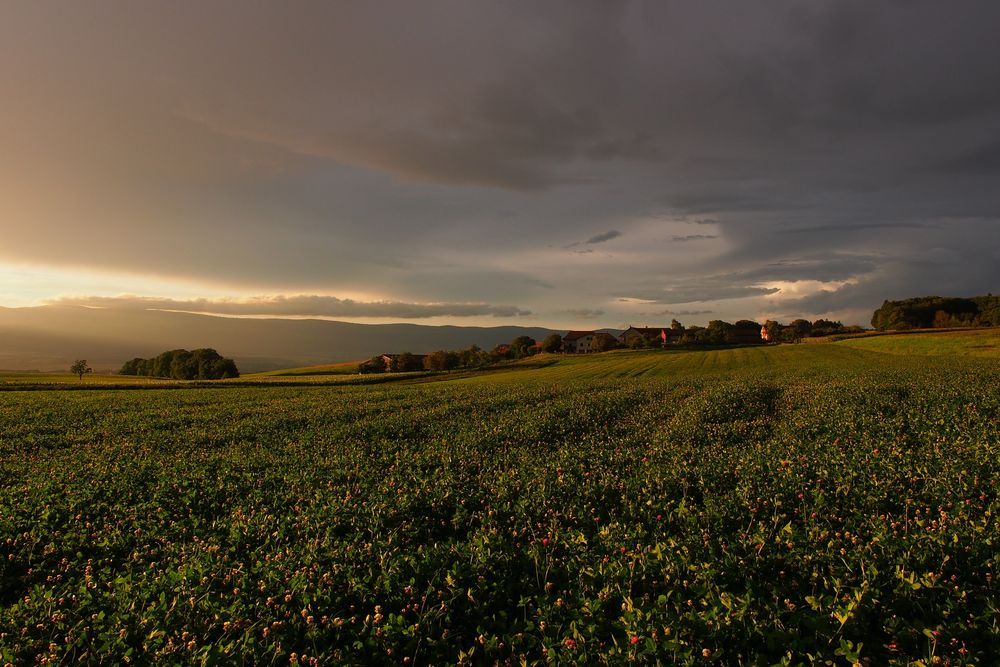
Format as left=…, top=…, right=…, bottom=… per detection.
left=0, top=305, right=558, bottom=373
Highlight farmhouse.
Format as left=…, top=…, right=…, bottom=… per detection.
left=561, top=331, right=627, bottom=353
left=562, top=330, right=598, bottom=353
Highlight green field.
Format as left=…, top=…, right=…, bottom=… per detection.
left=1, top=342, right=998, bottom=664
left=250, top=361, right=363, bottom=377
left=837, top=328, right=1000, bottom=358
left=0, top=372, right=179, bottom=388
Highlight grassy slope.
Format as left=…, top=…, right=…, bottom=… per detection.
left=837, top=328, right=1000, bottom=357
left=0, top=339, right=967, bottom=389
left=450, top=344, right=908, bottom=386
left=0, top=372, right=178, bottom=387
left=248, top=361, right=362, bottom=377
left=6, top=329, right=996, bottom=390
left=247, top=328, right=1000, bottom=387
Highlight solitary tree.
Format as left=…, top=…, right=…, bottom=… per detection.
left=70, top=359, right=92, bottom=380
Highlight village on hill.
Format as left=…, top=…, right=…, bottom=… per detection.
left=361, top=318, right=862, bottom=373
left=562, top=323, right=763, bottom=353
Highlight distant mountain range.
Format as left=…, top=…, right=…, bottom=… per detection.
left=0, top=306, right=560, bottom=373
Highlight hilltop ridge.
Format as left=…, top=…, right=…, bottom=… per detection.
left=0, top=305, right=557, bottom=373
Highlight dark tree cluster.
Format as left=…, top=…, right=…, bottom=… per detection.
left=507, top=336, right=537, bottom=359
left=360, top=345, right=499, bottom=375
left=678, top=320, right=763, bottom=346
left=119, top=349, right=239, bottom=380
left=540, top=334, right=563, bottom=353
left=359, top=352, right=428, bottom=374
left=761, top=319, right=863, bottom=343
left=361, top=335, right=551, bottom=375
left=871, top=295, right=1000, bottom=330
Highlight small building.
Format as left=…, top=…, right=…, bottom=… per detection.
left=562, top=330, right=598, bottom=353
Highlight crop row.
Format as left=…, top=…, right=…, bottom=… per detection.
left=0, top=359, right=998, bottom=664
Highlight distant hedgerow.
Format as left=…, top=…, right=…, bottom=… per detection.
left=119, top=348, right=239, bottom=379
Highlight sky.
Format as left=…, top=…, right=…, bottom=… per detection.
left=2, top=1, right=999, bottom=329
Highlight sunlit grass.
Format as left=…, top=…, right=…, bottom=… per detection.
left=247, top=361, right=362, bottom=377
left=0, top=372, right=177, bottom=386
left=837, top=328, right=1000, bottom=357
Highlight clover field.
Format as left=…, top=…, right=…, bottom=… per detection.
left=1, top=344, right=998, bottom=665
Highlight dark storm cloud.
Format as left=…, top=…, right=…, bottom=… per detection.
left=50, top=296, right=532, bottom=319
left=758, top=222, right=1000, bottom=322
left=616, top=253, right=877, bottom=307
left=624, top=309, right=714, bottom=324
left=561, top=309, right=605, bottom=320
left=3, top=1, right=1000, bottom=324
left=671, top=235, right=718, bottom=242
left=585, top=230, right=623, bottom=245
left=667, top=192, right=780, bottom=215
left=941, top=140, right=1000, bottom=175
left=564, top=229, right=622, bottom=249
left=523, top=277, right=556, bottom=290
left=734, top=255, right=879, bottom=283
left=660, top=310, right=714, bottom=316
left=779, top=222, right=940, bottom=235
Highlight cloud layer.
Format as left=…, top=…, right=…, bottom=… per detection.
left=2, top=2, right=1000, bottom=327
left=48, top=295, right=531, bottom=319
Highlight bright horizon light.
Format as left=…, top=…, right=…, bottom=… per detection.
left=0, top=261, right=383, bottom=310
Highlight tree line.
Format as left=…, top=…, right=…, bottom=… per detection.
left=119, top=349, right=240, bottom=380
left=360, top=336, right=552, bottom=374
left=761, top=318, right=864, bottom=343
left=675, top=319, right=761, bottom=346
left=615, top=319, right=861, bottom=346
left=871, top=295, right=1000, bottom=330
left=359, top=346, right=496, bottom=374
left=358, top=317, right=871, bottom=376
